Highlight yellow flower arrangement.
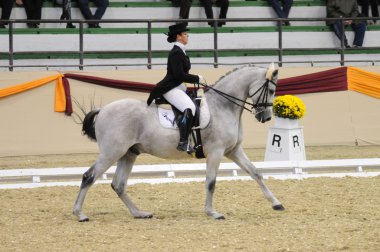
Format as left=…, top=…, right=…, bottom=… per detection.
left=273, top=95, right=306, bottom=120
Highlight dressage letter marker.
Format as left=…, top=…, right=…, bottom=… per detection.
left=264, top=119, right=306, bottom=161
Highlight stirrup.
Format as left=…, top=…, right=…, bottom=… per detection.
left=177, top=141, right=194, bottom=154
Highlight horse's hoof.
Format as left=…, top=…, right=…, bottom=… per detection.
left=273, top=204, right=285, bottom=211
left=134, top=215, right=153, bottom=219
left=79, top=217, right=89, bottom=222
left=215, top=215, right=226, bottom=220
left=134, top=212, right=153, bottom=219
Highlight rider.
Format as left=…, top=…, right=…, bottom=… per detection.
left=147, top=23, right=206, bottom=152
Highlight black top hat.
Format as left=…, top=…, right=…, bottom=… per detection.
left=166, top=23, right=189, bottom=43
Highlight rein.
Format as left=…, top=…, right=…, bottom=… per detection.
left=198, top=79, right=277, bottom=114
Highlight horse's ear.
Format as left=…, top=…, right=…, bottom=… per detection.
left=272, top=69, right=278, bottom=80
left=265, top=62, right=276, bottom=80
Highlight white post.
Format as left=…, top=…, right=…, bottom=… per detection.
left=32, top=176, right=41, bottom=183
left=167, top=171, right=175, bottom=178
left=356, top=166, right=363, bottom=172
left=232, top=170, right=238, bottom=177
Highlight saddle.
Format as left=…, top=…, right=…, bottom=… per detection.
left=154, top=89, right=208, bottom=159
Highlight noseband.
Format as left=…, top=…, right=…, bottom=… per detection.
left=199, top=79, right=277, bottom=115
left=250, top=79, right=277, bottom=114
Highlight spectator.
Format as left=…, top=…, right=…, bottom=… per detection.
left=0, top=0, right=14, bottom=28
left=200, top=0, right=229, bottom=27
left=326, top=0, right=367, bottom=48
left=78, top=0, right=109, bottom=28
left=23, top=0, right=43, bottom=28
left=268, top=0, right=293, bottom=26
left=358, top=0, right=379, bottom=24
left=56, top=0, right=76, bottom=28
left=171, top=0, right=192, bottom=25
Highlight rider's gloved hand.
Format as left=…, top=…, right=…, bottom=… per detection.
left=198, top=75, right=206, bottom=84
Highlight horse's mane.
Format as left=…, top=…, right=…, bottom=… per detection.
left=211, top=64, right=259, bottom=87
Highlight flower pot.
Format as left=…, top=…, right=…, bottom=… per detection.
left=274, top=116, right=299, bottom=129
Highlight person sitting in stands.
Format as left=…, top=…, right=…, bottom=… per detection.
left=326, top=0, right=367, bottom=48
left=200, top=0, right=229, bottom=27
left=78, top=0, right=109, bottom=28
left=0, top=0, right=13, bottom=28
left=23, top=0, right=43, bottom=28
left=358, top=0, right=379, bottom=24
left=268, top=0, right=293, bottom=26
left=56, top=0, right=76, bottom=28
left=171, top=0, right=192, bottom=25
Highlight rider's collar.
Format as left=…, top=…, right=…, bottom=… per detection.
left=174, top=42, right=186, bottom=55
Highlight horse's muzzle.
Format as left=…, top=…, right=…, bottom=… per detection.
left=255, top=112, right=271, bottom=123
left=262, top=116, right=272, bottom=123
left=259, top=116, right=272, bottom=123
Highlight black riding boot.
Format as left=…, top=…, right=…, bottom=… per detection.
left=61, top=0, right=76, bottom=29
left=177, top=109, right=194, bottom=153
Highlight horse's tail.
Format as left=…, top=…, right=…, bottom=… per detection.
left=82, top=108, right=101, bottom=141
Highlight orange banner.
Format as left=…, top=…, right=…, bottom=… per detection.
left=347, top=67, right=380, bottom=99
left=0, top=74, right=66, bottom=112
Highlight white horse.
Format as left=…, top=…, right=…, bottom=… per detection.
left=73, top=65, right=284, bottom=222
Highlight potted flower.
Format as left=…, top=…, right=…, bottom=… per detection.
left=272, top=95, right=306, bottom=129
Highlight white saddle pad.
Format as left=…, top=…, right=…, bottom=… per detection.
left=157, top=97, right=210, bottom=130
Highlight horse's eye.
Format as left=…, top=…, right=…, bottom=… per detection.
left=269, top=90, right=275, bottom=95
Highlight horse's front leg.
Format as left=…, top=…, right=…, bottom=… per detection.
left=205, top=149, right=225, bottom=220
left=226, top=146, right=285, bottom=211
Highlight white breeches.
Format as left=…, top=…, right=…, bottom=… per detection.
left=163, top=84, right=196, bottom=116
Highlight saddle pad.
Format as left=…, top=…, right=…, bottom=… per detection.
left=157, top=97, right=211, bottom=130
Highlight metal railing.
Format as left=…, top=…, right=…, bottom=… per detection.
left=1, top=17, right=380, bottom=71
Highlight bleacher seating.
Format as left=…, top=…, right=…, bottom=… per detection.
left=0, top=0, right=379, bottom=70
left=3, top=0, right=330, bottom=28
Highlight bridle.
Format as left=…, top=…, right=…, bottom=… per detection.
left=198, top=79, right=277, bottom=115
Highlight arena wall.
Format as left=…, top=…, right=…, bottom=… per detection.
left=1, top=66, right=380, bottom=157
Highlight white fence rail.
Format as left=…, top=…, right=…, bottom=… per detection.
left=1, top=158, right=380, bottom=189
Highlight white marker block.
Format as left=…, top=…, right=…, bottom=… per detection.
left=265, top=117, right=306, bottom=161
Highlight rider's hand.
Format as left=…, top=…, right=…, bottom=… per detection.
left=198, top=75, right=206, bottom=84
left=344, top=20, right=352, bottom=25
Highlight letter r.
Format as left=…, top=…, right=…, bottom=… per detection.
left=272, top=134, right=281, bottom=147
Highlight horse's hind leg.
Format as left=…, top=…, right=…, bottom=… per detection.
left=111, top=150, right=153, bottom=219
left=226, top=146, right=284, bottom=210
left=72, top=155, right=117, bottom=222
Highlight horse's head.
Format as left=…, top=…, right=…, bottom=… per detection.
left=249, top=63, right=278, bottom=123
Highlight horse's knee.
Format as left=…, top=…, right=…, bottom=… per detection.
left=252, top=172, right=263, bottom=180
left=81, top=165, right=95, bottom=189
left=111, top=182, right=125, bottom=196
left=207, top=179, right=216, bottom=193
